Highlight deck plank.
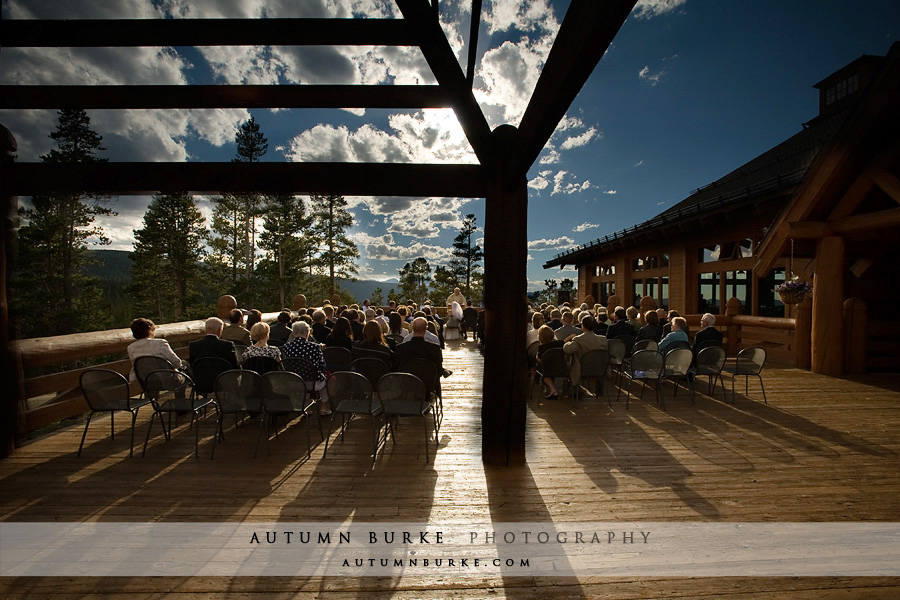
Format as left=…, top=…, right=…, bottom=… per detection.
left=2, top=338, right=899, bottom=597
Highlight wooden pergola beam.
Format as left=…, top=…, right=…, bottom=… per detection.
left=781, top=206, right=900, bottom=239
left=0, top=162, right=487, bottom=198
left=1, top=18, right=416, bottom=48
left=0, top=85, right=450, bottom=110
left=509, top=0, right=637, bottom=176
left=395, top=0, right=494, bottom=165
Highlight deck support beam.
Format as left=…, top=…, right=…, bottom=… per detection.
left=811, top=235, right=845, bottom=376
left=482, top=125, right=528, bottom=465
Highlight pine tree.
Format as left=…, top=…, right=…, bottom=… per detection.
left=309, top=194, right=359, bottom=298
left=370, top=287, right=384, bottom=306
left=233, top=116, right=268, bottom=303
left=257, top=194, right=313, bottom=308
left=129, top=193, right=207, bottom=322
left=449, top=214, right=483, bottom=298
left=12, top=109, right=114, bottom=337
left=399, top=257, right=431, bottom=305
left=208, top=192, right=248, bottom=292
left=430, top=265, right=458, bottom=305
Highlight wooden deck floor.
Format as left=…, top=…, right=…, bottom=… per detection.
left=2, top=338, right=899, bottom=598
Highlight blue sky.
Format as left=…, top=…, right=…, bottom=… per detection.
left=1, top=0, right=897, bottom=291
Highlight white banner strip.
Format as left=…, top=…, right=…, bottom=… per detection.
left=2, top=522, right=898, bottom=577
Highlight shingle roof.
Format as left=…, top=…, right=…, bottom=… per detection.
left=543, top=108, right=849, bottom=269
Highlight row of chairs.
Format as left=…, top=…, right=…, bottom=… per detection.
left=535, top=342, right=768, bottom=411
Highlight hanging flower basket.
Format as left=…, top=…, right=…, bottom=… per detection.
left=775, top=277, right=813, bottom=305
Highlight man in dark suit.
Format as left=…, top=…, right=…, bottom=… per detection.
left=693, top=313, right=723, bottom=352
left=393, top=317, right=450, bottom=379
left=189, top=317, right=238, bottom=368
left=606, top=307, right=634, bottom=339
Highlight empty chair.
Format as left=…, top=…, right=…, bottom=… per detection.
left=607, top=338, right=627, bottom=387
left=259, top=371, right=321, bottom=459
left=397, top=358, right=441, bottom=427
left=353, top=357, right=391, bottom=391
left=379, top=372, right=439, bottom=463
left=323, top=346, right=353, bottom=372
left=722, top=346, right=768, bottom=404
left=632, top=339, right=658, bottom=353
left=323, top=371, right=384, bottom=463
left=141, top=370, right=215, bottom=459
left=190, top=357, right=234, bottom=402
left=241, top=355, right=281, bottom=376
left=534, top=347, right=570, bottom=399
left=660, top=348, right=695, bottom=410
left=694, top=346, right=727, bottom=397
left=78, top=369, right=156, bottom=458
left=210, top=370, right=263, bottom=459
left=618, top=349, right=664, bottom=409
left=573, top=348, right=610, bottom=408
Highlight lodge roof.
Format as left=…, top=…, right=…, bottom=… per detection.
left=543, top=106, right=849, bottom=269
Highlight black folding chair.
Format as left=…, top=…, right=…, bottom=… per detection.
left=78, top=369, right=155, bottom=458
left=210, top=370, right=263, bottom=459
left=260, top=371, right=321, bottom=459
left=141, top=370, right=215, bottom=459
left=379, top=372, right=439, bottom=463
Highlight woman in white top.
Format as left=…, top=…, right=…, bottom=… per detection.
left=126, top=318, right=187, bottom=381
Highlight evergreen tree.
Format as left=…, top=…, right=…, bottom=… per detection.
left=369, top=287, right=384, bottom=306
left=128, top=193, right=207, bottom=322
left=309, top=194, right=359, bottom=297
left=257, top=194, right=313, bottom=308
left=208, top=192, right=248, bottom=293
left=543, top=278, right=559, bottom=305
left=430, top=265, right=458, bottom=304
left=449, top=213, right=483, bottom=298
left=234, top=116, right=268, bottom=303
left=12, top=109, right=114, bottom=337
left=399, top=257, right=432, bottom=305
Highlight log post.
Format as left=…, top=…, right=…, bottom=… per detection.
left=482, top=125, right=528, bottom=466
left=217, top=295, right=237, bottom=320
left=1, top=124, right=20, bottom=457
left=811, top=236, right=845, bottom=375
left=606, top=294, right=621, bottom=317
left=794, top=295, right=812, bottom=369
left=292, top=294, right=307, bottom=311
left=639, top=295, right=657, bottom=320
left=842, top=297, right=868, bottom=375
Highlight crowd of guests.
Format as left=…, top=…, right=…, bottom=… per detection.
left=528, top=300, right=723, bottom=400
left=126, top=297, right=483, bottom=416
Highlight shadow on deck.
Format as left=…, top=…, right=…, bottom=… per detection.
left=2, top=339, right=899, bottom=598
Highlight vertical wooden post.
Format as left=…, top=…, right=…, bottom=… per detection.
left=217, top=295, right=237, bottom=320
left=482, top=125, right=528, bottom=466
left=842, top=297, right=868, bottom=375
left=811, top=236, right=845, bottom=375
left=725, top=297, right=742, bottom=355
left=1, top=125, right=20, bottom=457
left=794, top=295, right=812, bottom=369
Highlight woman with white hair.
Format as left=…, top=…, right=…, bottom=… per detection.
left=282, top=321, right=331, bottom=415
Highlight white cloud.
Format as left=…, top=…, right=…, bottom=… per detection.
left=634, top=160, right=644, bottom=167
left=560, top=126, right=599, bottom=150
left=528, top=172, right=551, bottom=191
left=528, top=236, right=575, bottom=251
left=639, top=65, right=665, bottom=85
left=573, top=223, right=599, bottom=233
left=539, top=148, right=561, bottom=164
left=633, top=0, right=688, bottom=20
left=483, top=0, right=560, bottom=36
left=551, top=171, right=591, bottom=195
left=604, top=190, right=617, bottom=195
left=351, top=232, right=454, bottom=263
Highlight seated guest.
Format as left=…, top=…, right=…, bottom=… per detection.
left=636, top=310, right=663, bottom=343
left=626, top=306, right=642, bottom=334
left=189, top=317, right=238, bottom=368
left=536, top=324, right=565, bottom=399
left=322, top=304, right=336, bottom=328
left=606, top=308, right=633, bottom=339
left=594, top=311, right=609, bottom=337
left=388, top=312, right=406, bottom=339
left=526, top=312, right=545, bottom=348
left=658, top=316, right=690, bottom=354
left=325, top=316, right=354, bottom=351
left=563, top=315, right=607, bottom=389
left=547, top=309, right=563, bottom=331
left=282, top=321, right=331, bottom=414
left=242, top=322, right=282, bottom=364
left=246, top=309, right=263, bottom=331
left=221, top=309, right=252, bottom=346
left=393, top=317, right=451, bottom=380
left=554, top=310, right=581, bottom=341
left=127, top=317, right=187, bottom=381
left=355, top=321, right=393, bottom=360
left=462, top=302, right=479, bottom=339
left=346, top=308, right=365, bottom=342
left=269, top=310, right=293, bottom=343
left=693, top=313, right=723, bottom=351
left=311, top=309, right=331, bottom=344
left=402, top=314, right=441, bottom=346
left=423, top=305, right=445, bottom=348
left=661, top=309, right=681, bottom=337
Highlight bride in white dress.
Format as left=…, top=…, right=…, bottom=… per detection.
left=444, top=301, right=464, bottom=340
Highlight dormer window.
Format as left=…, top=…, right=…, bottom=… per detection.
left=824, top=73, right=860, bottom=107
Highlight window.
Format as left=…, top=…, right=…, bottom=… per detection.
left=660, top=277, right=669, bottom=310
left=725, top=270, right=752, bottom=309
left=698, top=272, right=720, bottom=314
left=699, top=244, right=720, bottom=263
left=632, top=258, right=644, bottom=272
left=632, top=279, right=643, bottom=307
left=645, top=278, right=658, bottom=303
left=825, top=73, right=860, bottom=106
left=600, top=282, right=615, bottom=305
left=739, top=238, right=754, bottom=258
left=758, top=268, right=786, bottom=317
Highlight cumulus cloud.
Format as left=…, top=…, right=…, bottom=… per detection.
left=573, top=223, right=599, bottom=233
left=632, top=0, right=688, bottom=20
left=351, top=232, right=454, bottom=263
left=528, top=236, right=575, bottom=251
left=560, top=126, right=599, bottom=150
left=604, top=190, right=617, bottom=195
left=639, top=65, right=665, bottom=85
left=539, top=148, right=561, bottom=164
left=551, top=171, right=591, bottom=195
left=528, top=172, right=552, bottom=191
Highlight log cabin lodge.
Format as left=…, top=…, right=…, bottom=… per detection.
left=544, top=43, right=900, bottom=378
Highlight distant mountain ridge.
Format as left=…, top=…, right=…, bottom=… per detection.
left=85, top=249, right=396, bottom=307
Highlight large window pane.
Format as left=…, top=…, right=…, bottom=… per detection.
left=698, top=272, right=720, bottom=314
left=758, top=268, right=786, bottom=317
left=660, top=277, right=669, bottom=310
left=725, top=270, right=752, bottom=310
